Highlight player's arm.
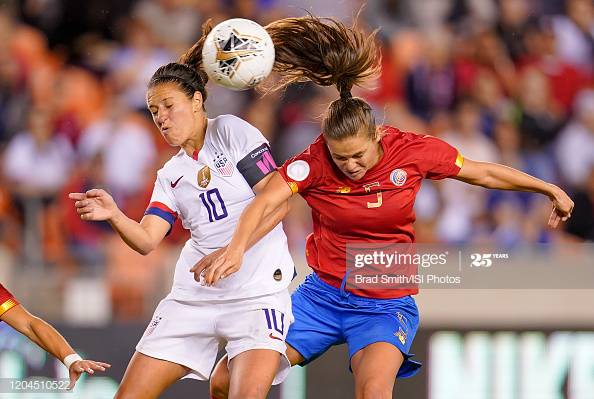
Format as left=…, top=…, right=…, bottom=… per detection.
left=69, top=189, right=170, bottom=255
left=1, top=305, right=111, bottom=389
left=246, top=171, right=290, bottom=247
left=201, top=172, right=293, bottom=285
left=454, top=158, right=574, bottom=228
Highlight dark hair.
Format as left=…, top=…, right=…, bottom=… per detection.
left=148, top=20, right=213, bottom=106
left=265, top=16, right=381, bottom=140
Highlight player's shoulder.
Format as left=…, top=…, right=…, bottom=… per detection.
left=380, top=125, right=426, bottom=146
left=380, top=125, right=444, bottom=155
left=156, top=150, right=184, bottom=179
left=302, top=134, right=327, bottom=159
left=209, top=114, right=258, bottom=137
left=210, top=114, right=249, bottom=130
left=209, top=114, right=265, bottom=149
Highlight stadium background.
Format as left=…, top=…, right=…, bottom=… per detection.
left=0, top=0, right=594, bottom=398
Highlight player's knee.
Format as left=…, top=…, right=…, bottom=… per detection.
left=209, top=376, right=229, bottom=399
left=359, top=380, right=392, bottom=399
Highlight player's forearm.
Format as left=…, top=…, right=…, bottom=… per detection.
left=27, top=317, right=76, bottom=362
left=108, top=210, right=158, bottom=255
left=229, top=196, right=271, bottom=253
left=467, top=162, right=558, bottom=197
left=245, top=201, right=289, bottom=250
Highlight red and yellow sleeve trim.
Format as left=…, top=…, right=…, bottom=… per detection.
left=455, top=153, right=464, bottom=168
left=0, top=298, right=18, bottom=317
left=287, top=181, right=299, bottom=194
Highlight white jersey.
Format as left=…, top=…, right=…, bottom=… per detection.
left=145, top=115, right=294, bottom=300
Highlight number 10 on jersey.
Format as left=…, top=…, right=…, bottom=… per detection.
left=199, top=188, right=228, bottom=222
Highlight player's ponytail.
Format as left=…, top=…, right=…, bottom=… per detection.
left=178, top=19, right=213, bottom=86
left=265, top=16, right=381, bottom=140
left=148, top=20, right=214, bottom=106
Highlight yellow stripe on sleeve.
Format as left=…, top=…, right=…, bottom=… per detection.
left=287, top=181, right=299, bottom=194
left=455, top=153, right=464, bottom=168
left=0, top=298, right=18, bottom=317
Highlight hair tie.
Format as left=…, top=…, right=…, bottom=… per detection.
left=340, top=90, right=352, bottom=99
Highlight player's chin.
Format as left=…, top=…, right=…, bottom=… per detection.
left=344, top=171, right=366, bottom=181
left=162, top=133, right=180, bottom=147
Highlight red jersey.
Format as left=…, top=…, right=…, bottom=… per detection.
left=278, top=126, right=463, bottom=298
left=0, top=283, right=18, bottom=319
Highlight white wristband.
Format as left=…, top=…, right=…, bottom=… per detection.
left=63, top=354, right=83, bottom=369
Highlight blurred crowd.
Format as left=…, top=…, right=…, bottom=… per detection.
left=0, top=0, right=593, bottom=320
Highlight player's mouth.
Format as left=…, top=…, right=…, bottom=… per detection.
left=346, top=170, right=364, bottom=179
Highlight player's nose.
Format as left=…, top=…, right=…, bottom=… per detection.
left=345, top=159, right=359, bottom=172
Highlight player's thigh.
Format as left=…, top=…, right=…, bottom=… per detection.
left=115, top=351, right=189, bottom=399
left=351, top=342, right=404, bottom=399
left=227, top=349, right=281, bottom=399
left=210, top=344, right=305, bottom=399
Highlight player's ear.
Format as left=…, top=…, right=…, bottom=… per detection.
left=192, top=91, right=203, bottom=112
left=374, top=126, right=382, bottom=142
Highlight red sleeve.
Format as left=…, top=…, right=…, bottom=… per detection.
left=0, top=284, right=19, bottom=318
left=413, top=135, right=464, bottom=180
left=278, top=141, right=324, bottom=194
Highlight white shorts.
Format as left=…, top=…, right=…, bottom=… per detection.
left=136, top=289, right=293, bottom=385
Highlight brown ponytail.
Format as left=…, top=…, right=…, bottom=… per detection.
left=265, top=16, right=381, bottom=140
left=148, top=20, right=214, bottom=105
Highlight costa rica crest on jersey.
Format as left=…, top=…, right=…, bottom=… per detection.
left=197, top=166, right=211, bottom=188
left=214, top=151, right=234, bottom=177
left=390, top=168, right=407, bottom=187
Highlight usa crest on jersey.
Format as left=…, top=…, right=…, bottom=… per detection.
left=214, top=151, right=234, bottom=177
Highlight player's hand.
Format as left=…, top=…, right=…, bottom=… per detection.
left=190, top=247, right=226, bottom=283
left=67, top=359, right=111, bottom=390
left=202, top=247, right=245, bottom=286
left=547, top=185, right=574, bottom=228
left=69, top=189, right=119, bottom=222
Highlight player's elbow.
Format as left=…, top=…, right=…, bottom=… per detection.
left=136, top=244, right=155, bottom=256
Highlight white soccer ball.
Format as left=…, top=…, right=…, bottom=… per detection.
left=202, top=18, right=275, bottom=91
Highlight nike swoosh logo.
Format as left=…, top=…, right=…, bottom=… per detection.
left=171, top=175, right=183, bottom=188
left=268, top=333, right=283, bottom=341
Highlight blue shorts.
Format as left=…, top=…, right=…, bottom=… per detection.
left=286, top=273, right=422, bottom=378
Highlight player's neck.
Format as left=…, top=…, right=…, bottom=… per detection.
left=182, top=116, right=208, bottom=157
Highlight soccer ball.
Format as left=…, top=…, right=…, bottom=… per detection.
left=202, top=18, right=275, bottom=91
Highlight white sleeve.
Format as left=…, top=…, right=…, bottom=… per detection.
left=219, top=115, right=269, bottom=163
left=218, top=115, right=279, bottom=187
left=144, top=171, right=179, bottom=228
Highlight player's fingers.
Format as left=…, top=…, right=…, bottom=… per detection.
left=552, top=213, right=559, bottom=228
left=203, top=262, right=221, bottom=286
left=217, top=267, right=238, bottom=283
left=80, top=212, right=96, bottom=221
left=206, top=258, right=231, bottom=286
left=75, top=200, right=89, bottom=208
left=68, top=193, right=86, bottom=200
left=211, top=264, right=233, bottom=285
left=67, top=373, right=80, bottom=390
left=88, top=363, right=106, bottom=371
left=548, top=209, right=556, bottom=226
left=85, top=189, right=104, bottom=198
left=76, top=206, right=93, bottom=215
left=190, top=258, right=210, bottom=274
